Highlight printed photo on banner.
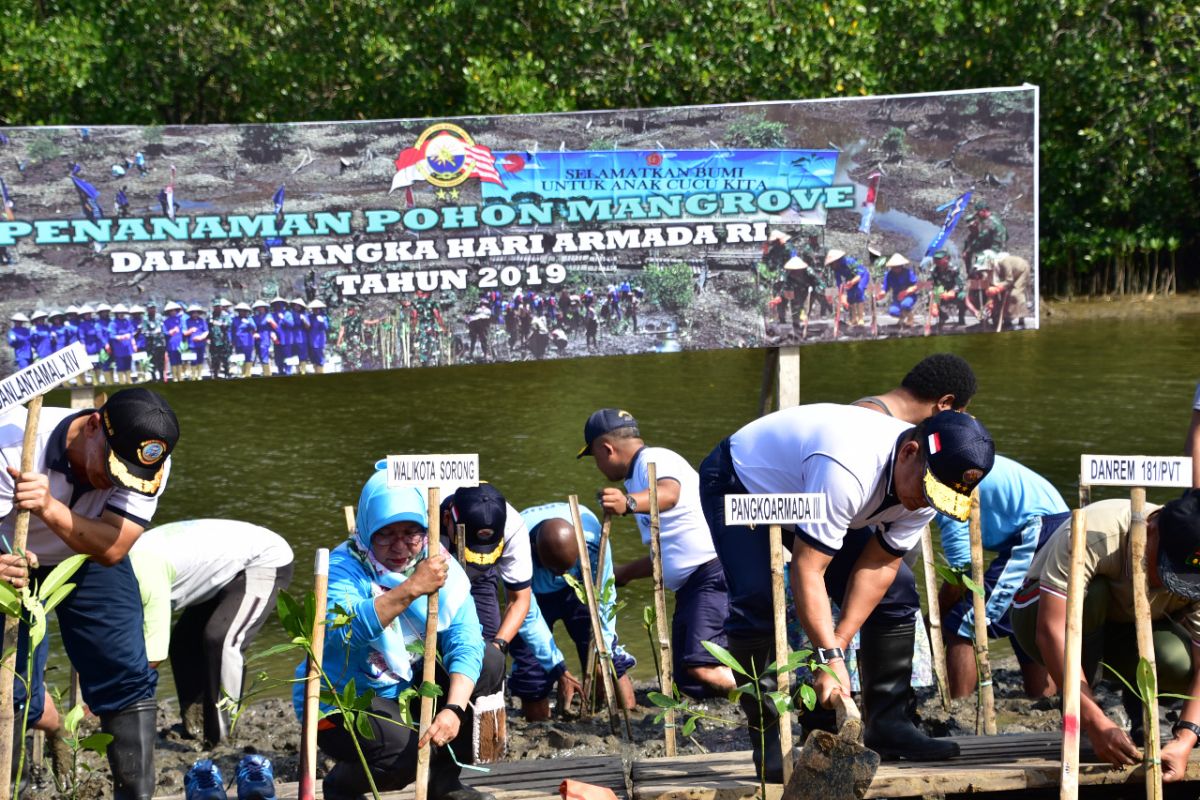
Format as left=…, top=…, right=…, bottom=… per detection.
left=0, top=87, right=1036, bottom=382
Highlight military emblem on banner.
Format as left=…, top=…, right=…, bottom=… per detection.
left=390, top=123, right=504, bottom=202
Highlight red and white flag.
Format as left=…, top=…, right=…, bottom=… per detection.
left=466, top=143, right=503, bottom=186
left=859, top=171, right=882, bottom=234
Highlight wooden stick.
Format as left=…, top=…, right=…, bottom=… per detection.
left=768, top=523, right=794, bottom=783
left=648, top=464, right=677, bottom=757
left=297, top=547, right=330, bottom=800
left=0, top=394, right=43, bottom=800
left=832, top=287, right=842, bottom=339
left=455, top=523, right=467, bottom=568
left=920, top=525, right=952, bottom=711
left=343, top=505, right=356, bottom=537
left=969, top=490, right=996, bottom=735
left=1129, top=487, right=1162, bottom=800
left=801, top=287, right=812, bottom=340
left=567, top=495, right=624, bottom=737
left=1060, top=509, right=1088, bottom=800
left=582, top=513, right=613, bottom=716
left=415, top=487, right=442, bottom=800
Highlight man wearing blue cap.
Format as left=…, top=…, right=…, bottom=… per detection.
left=699, top=405, right=994, bottom=778
left=579, top=408, right=735, bottom=698
left=299, top=468, right=503, bottom=800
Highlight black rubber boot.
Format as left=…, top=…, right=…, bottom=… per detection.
left=859, top=621, right=959, bottom=761
left=1122, top=687, right=1145, bottom=747
left=99, top=697, right=158, bottom=800
left=428, top=746, right=496, bottom=800
left=727, top=636, right=784, bottom=783
left=322, top=762, right=370, bottom=800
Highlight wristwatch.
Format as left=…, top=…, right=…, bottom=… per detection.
left=490, top=637, right=510, bottom=655
left=1172, top=720, right=1200, bottom=740
left=443, top=703, right=467, bottom=719
left=813, top=646, right=846, bottom=665
left=624, top=494, right=638, bottom=515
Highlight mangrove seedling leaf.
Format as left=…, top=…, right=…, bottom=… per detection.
left=799, top=683, right=817, bottom=711
left=248, top=642, right=302, bottom=662
left=701, top=640, right=750, bottom=678
left=682, top=716, right=698, bottom=737
left=962, top=576, right=984, bottom=597
left=766, top=690, right=791, bottom=716
left=277, top=591, right=305, bottom=639
left=37, top=553, right=87, bottom=601
left=63, top=704, right=85, bottom=736
left=78, top=732, right=113, bottom=757
left=1136, top=657, right=1157, bottom=703
left=417, top=680, right=443, bottom=699
left=647, top=691, right=677, bottom=709
left=40, top=583, right=75, bottom=616
left=355, top=708, right=373, bottom=740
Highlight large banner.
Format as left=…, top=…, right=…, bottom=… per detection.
left=0, top=86, right=1036, bottom=381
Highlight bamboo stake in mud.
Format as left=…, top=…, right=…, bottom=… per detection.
left=567, top=495, right=626, bottom=738
left=582, top=513, right=613, bottom=716
left=1060, top=509, right=1088, bottom=800
left=1129, top=488, right=1163, bottom=800
left=298, top=548, right=330, bottom=800
left=769, top=523, right=795, bottom=784
left=648, top=464, right=677, bottom=757
left=920, top=524, right=952, bottom=711
left=0, top=395, right=43, bottom=800
left=969, top=490, right=996, bottom=735
left=415, top=487, right=442, bottom=800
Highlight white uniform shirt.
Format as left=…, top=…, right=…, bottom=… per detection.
left=0, top=406, right=170, bottom=565
left=729, top=403, right=934, bottom=554
left=624, top=446, right=715, bottom=591
left=496, top=501, right=533, bottom=590
left=130, top=519, right=293, bottom=607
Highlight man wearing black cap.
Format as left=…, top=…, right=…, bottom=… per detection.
left=0, top=387, right=180, bottom=800
left=1011, top=491, right=1200, bottom=781
left=439, top=484, right=534, bottom=661
left=579, top=409, right=735, bottom=698
left=698, top=405, right=994, bottom=779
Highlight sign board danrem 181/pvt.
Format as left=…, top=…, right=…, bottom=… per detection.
left=724, top=493, right=827, bottom=527
left=1079, top=454, right=1193, bottom=488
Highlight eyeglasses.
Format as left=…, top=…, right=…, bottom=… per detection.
left=373, top=529, right=426, bottom=546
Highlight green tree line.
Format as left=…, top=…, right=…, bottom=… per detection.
left=2, top=0, right=1197, bottom=295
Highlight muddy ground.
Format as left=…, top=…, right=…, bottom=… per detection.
left=24, top=651, right=1172, bottom=799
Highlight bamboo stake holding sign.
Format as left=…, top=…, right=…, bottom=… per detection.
left=768, top=522, right=794, bottom=784
left=1129, top=488, right=1163, bottom=800
left=647, top=463, right=677, bottom=757
left=969, top=489, right=997, bottom=735
left=0, top=342, right=91, bottom=800
left=919, top=525, right=952, bottom=712
left=581, top=513, right=613, bottom=716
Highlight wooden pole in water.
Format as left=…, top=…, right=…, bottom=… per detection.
left=297, top=547, right=330, bottom=800
left=1129, top=488, right=1163, bottom=800
left=415, top=487, right=442, bottom=800
left=920, top=525, right=952, bottom=711
left=648, top=464, right=677, bottom=756
left=582, top=513, right=613, bottom=716
left=568, top=495, right=626, bottom=737
left=769, top=523, right=795, bottom=784
left=1060, top=509, right=1088, bottom=800
left=0, top=395, right=43, bottom=800
left=969, top=490, right=996, bottom=735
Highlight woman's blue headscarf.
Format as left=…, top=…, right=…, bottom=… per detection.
left=353, top=466, right=427, bottom=563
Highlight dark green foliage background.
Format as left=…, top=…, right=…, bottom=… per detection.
left=2, top=0, right=1197, bottom=294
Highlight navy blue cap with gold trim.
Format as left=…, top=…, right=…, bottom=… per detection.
left=100, top=389, right=180, bottom=496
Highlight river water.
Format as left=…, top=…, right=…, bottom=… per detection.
left=41, top=311, right=1200, bottom=697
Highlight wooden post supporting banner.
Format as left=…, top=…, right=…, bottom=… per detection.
left=1060, top=510, right=1088, bottom=800
left=1129, top=488, right=1163, bottom=800
left=969, top=490, right=996, bottom=735
left=759, top=348, right=779, bottom=417
left=582, top=513, right=613, bottom=716
left=343, top=505, right=356, bottom=537
left=769, top=523, right=795, bottom=784
left=568, top=495, right=626, bottom=738
left=648, top=464, right=677, bottom=757
left=0, top=395, right=44, bottom=800
left=920, top=525, right=952, bottom=711
left=414, top=487, right=442, bottom=800
left=297, top=548, right=330, bottom=800
left=777, top=346, right=800, bottom=409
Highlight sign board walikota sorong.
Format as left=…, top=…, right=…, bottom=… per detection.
left=0, top=86, right=1037, bottom=381
left=385, top=454, right=480, bottom=490
left=1079, top=454, right=1193, bottom=488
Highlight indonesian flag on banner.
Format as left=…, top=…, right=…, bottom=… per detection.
left=390, top=146, right=426, bottom=195
left=858, top=171, right=882, bottom=234
left=164, top=164, right=177, bottom=221
left=466, top=143, right=503, bottom=186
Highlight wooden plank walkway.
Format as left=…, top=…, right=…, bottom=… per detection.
left=156, top=754, right=627, bottom=800
left=631, top=733, right=1200, bottom=799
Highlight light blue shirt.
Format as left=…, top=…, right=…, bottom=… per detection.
left=516, top=502, right=625, bottom=675
left=937, top=454, right=1068, bottom=637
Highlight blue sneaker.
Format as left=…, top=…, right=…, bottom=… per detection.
left=184, top=759, right=227, bottom=800
left=236, top=754, right=276, bottom=800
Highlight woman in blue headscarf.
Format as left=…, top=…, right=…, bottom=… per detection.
left=295, top=467, right=503, bottom=800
